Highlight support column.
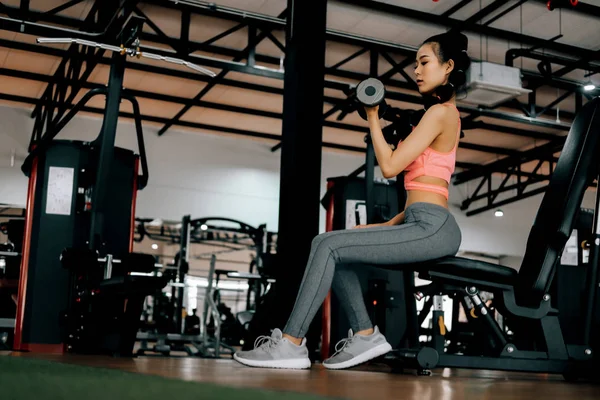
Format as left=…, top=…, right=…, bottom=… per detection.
left=274, top=0, right=328, bottom=341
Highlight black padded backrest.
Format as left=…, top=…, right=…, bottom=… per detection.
left=517, top=97, right=600, bottom=305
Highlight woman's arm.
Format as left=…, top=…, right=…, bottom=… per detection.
left=366, top=104, right=447, bottom=178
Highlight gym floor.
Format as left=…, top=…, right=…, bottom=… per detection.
left=3, top=352, right=599, bottom=399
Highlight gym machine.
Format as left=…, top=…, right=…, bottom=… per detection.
left=0, top=217, right=23, bottom=350
left=383, top=97, right=600, bottom=381
left=12, top=17, right=177, bottom=356
left=134, top=216, right=274, bottom=357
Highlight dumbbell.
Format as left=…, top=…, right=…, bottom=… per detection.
left=355, top=77, right=388, bottom=121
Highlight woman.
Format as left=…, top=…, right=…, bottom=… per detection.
left=234, top=30, right=471, bottom=370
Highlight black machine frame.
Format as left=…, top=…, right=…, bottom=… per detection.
left=383, top=97, right=600, bottom=380
left=11, top=13, right=170, bottom=356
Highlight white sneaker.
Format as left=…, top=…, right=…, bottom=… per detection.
left=233, top=328, right=311, bottom=369
left=323, top=326, right=392, bottom=370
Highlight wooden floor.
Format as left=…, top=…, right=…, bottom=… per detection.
left=4, top=351, right=600, bottom=399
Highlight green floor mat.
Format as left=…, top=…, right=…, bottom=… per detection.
left=0, top=356, right=331, bottom=400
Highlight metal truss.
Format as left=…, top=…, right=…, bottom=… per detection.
left=1, top=0, right=599, bottom=216
left=27, top=0, right=139, bottom=149
left=455, top=139, right=566, bottom=216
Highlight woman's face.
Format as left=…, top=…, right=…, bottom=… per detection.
left=414, top=43, right=452, bottom=96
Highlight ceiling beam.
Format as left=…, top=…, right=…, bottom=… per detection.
left=0, top=66, right=534, bottom=158
left=0, top=5, right=589, bottom=123
left=0, top=91, right=370, bottom=154
left=453, top=138, right=564, bottom=184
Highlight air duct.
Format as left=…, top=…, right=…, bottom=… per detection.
left=462, top=61, right=532, bottom=107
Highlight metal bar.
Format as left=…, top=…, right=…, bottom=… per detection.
left=466, top=185, right=549, bottom=216
left=247, top=25, right=256, bottom=66
left=454, top=139, right=565, bottom=184
left=536, top=90, right=574, bottom=118
left=19, top=0, right=29, bottom=14
left=88, top=51, right=126, bottom=249
left=132, top=6, right=174, bottom=47
left=462, top=173, right=550, bottom=207
left=180, top=9, right=190, bottom=53
left=490, top=167, right=515, bottom=204
left=0, top=91, right=369, bottom=155
left=512, top=98, right=531, bottom=117
left=506, top=49, right=600, bottom=83
left=554, top=49, right=600, bottom=78
left=380, top=51, right=416, bottom=86
left=156, top=8, right=287, bottom=136
left=529, top=91, right=537, bottom=117
left=329, top=47, right=369, bottom=70
left=264, top=30, right=285, bottom=53
left=203, top=23, right=246, bottom=46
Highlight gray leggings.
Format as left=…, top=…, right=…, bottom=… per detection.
left=283, top=202, right=462, bottom=338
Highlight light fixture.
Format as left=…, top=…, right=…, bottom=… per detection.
left=200, top=224, right=208, bottom=231
left=494, top=209, right=504, bottom=217
left=584, top=83, right=596, bottom=92
left=151, top=243, right=158, bottom=250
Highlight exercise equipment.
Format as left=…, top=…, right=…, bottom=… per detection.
left=134, top=215, right=274, bottom=357
left=356, top=78, right=388, bottom=121
left=354, top=77, right=435, bottom=148
left=384, top=97, right=600, bottom=380
left=13, top=17, right=168, bottom=356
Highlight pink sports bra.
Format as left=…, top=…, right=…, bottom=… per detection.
left=403, top=104, right=461, bottom=200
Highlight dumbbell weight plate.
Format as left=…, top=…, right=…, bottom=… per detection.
left=357, top=78, right=385, bottom=107
left=356, top=78, right=388, bottom=121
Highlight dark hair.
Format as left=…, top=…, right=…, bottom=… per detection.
left=421, top=30, right=471, bottom=104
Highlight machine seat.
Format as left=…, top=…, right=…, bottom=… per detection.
left=416, top=256, right=518, bottom=287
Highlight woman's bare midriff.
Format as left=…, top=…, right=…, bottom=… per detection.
left=404, top=175, right=449, bottom=209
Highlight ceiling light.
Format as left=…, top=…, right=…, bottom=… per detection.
left=151, top=243, right=158, bottom=250
left=494, top=209, right=504, bottom=217
left=200, top=224, right=208, bottom=231
left=584, top=83, right=596, bottom=92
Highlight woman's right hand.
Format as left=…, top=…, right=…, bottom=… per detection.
left=365, top=105, right=379, bottom=120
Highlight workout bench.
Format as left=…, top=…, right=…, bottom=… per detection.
left=391, top=97, right=600, bottom=381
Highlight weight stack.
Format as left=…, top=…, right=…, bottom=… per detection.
left=14, top=140, right=139, bottom=353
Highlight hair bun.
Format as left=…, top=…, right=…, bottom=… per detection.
left=447, top=30, right=469, bottom=52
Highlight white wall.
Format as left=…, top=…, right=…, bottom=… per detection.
left=0, top=103, right=595, bottom=263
